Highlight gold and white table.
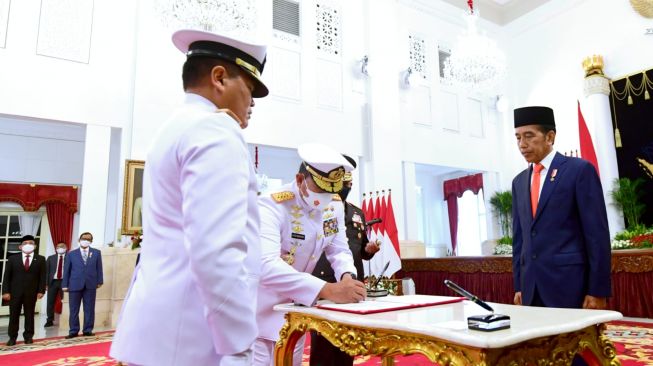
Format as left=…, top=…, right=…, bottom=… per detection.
left=273, top=295, right=622, bottom=365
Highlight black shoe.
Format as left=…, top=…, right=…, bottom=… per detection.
left=6, top=338, right=16, bottom=346
left=24, top=338, right=33, bottom=344
left=44, top=321, right=54, bottom=327
left=65, top=334, right=78, bottom=339
left=82, top=332, right=95, bottom=337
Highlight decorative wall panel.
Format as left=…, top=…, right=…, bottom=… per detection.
left=316, top=58, right=342, bottom=110
left=36, top=0, right=94, bottom=63
left=440, top=90, right=460, bottom=132
left=407, top=85, right=432, bottom=126
left=409, top=34, right=428, bottom=81
left=466, top=98, right=484, bottom=137
left=315, top=1, right=341, bottom=56
left=0, top=0, right=10, bottom=48
left=269, top=46, right=302, bottom=101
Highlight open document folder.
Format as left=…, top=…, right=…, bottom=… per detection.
left=316, top=295, right=464, bottom=315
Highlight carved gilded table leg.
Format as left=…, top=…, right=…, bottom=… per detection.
left=381, top=356, right=395, bottom=366
left=274, top=313, right=621, bottom=366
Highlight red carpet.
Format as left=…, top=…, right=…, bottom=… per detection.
left=0, top=321, right=650, bottom=365
left=0, top=342, right=113, bottom=366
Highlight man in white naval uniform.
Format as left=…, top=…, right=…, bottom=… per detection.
left=253, top=143, right=367, bottom=366
left=111, top=29, right=269, bottom=366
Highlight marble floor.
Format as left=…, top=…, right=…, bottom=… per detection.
left=0, top=312, right=113, bottom=343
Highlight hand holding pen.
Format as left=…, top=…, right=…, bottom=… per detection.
left=444, top=279, right=494, bottom=312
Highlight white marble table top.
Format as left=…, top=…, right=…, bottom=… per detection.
left=274, top=295, right=622, bottom=349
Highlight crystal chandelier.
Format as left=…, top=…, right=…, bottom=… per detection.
left=154, top=0, right=256, bottom=35
left=443, top=0, right=506, bottom=93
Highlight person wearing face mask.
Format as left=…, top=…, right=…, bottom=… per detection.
left=253, top=143, right=367, bottom=366
left=2, top=235, right=46, bottom=346
left=309, top=154, right=379, bottom=366
left=62, top=232, right=103, bottom=339
left=44, top=242, right=69, bottom=327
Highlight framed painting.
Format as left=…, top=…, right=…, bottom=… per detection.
left=121, top=159, right=145, bottom=234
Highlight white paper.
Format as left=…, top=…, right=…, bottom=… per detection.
left=317, top=295, right=461, bottom=313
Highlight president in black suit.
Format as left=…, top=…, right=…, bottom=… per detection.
left=1, top=235, right=46, bottom=346
left=310, top=155, right=380, bottom=366
left=45, top=241, right=68, bottom=327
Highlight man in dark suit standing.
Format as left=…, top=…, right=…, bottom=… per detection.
left=1, top=235, right=46, bottom=346
left=45, top=241, right=68, bottom=327
left=511, top=106, right=611, bottom=311
left=62, top=232, right=103, bottom=338
left=310, top=155, right=380, bottom=366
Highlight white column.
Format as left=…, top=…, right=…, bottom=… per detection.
left=104, top=127, right=122, bottom=245
left=402, top=162, right=418, bottom=240
left=364, top=0, right=406, bottom=239
left=78, top=125, right=112, bottom=247
left=582, top=56, right=624, bottom=237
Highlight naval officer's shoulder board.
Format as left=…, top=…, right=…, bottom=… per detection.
left=271, top=191, right=295, bottom=203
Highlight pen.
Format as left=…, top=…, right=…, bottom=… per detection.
left=444, top=279, right=494, bottom=313
left=371, top=262, right=390, bottom=289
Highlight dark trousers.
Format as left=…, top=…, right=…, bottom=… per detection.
left=8, top=293, right=37, bottom=340
left=309, top=331, right=353, bottom=366
left=68, top=287, right=96, bottom=335
left=46, top=279, right=63, bottom=322
left=531, top=287, right=588, bottom=366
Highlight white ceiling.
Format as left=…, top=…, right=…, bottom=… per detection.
left=440, top=0, right=552, bottom=25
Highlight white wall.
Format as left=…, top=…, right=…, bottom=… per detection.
left=0, top=116, right=85, bottom=184
left=130, top=0, right=368, bottom=160
left=396, top=0, right=509, bottom=173
left=502, top=0, right=653, bottom=182
left=0, top=0, right=138, bottom=128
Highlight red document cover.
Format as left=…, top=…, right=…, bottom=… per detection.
left=316, top=295, right=465, bottom=315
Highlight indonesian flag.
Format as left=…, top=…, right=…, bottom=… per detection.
left=365, top=195, right=382, bottom=276
left=364, top=192, right=402, bottom=278
left=578, top=101, right=600, bottom=176
left=379, top=193, right=402, bottom=277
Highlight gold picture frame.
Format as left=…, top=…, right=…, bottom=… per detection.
left=121, top=159, right=145, bottom=234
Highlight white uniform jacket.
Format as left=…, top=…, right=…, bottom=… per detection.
left=110, top=93, right=261, bottom=365
left=257, top=182, right=357, bottom=340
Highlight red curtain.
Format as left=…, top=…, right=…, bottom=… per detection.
left=0, top=183, right=78, bottom=213
left=45, top=202, right=75, bottom=250
left=443, top=174, right=483, bottom=255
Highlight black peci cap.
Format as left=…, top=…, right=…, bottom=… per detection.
left=514, top=106, right=556, bottom=129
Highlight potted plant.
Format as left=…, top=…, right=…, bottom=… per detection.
left=611, top=177, right=645, bottom=230
left=490, top=190, right=512, bottom=243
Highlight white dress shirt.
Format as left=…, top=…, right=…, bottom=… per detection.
left=21, top=252, right=33, bottom=268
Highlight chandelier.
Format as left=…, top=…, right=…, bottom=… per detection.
left=443, top=0, right=506, bottom=93
left=154, top=0, right=256, bottom=35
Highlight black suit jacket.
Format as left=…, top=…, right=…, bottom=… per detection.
left=46, top=253, right=67, bottom=287
left=2, top=253, right=46, bottom=297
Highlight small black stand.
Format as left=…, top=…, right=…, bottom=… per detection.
left=467, top=314, right=511, bottom=331
left=366, top=288, right=389, bottom=298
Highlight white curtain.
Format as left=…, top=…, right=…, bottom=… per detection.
left=18, top=213, right=42, bottom=236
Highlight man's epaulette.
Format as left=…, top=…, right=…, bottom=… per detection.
left=332, top=194, right=341, bottom=201
left=271, top=191, right=295, bottom=203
